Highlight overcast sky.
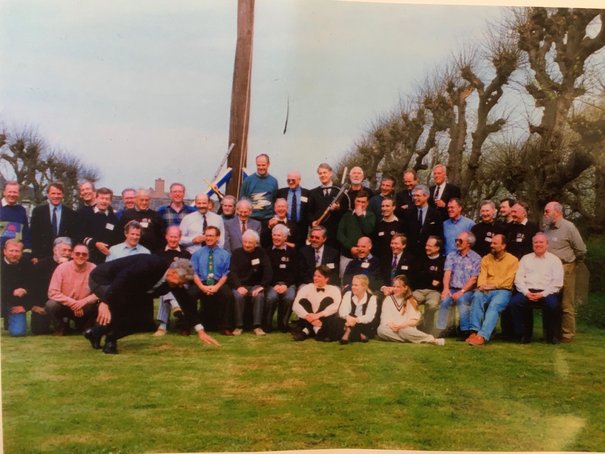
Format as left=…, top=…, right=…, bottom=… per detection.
left=0, top=0, right=599, bottom=196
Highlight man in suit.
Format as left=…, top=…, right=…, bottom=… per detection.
left=342, top=236, right=382, bottom=291
left=85, top=254, right=219, bottom=353
left=30, top=181, right=78, bottom=260
left=223, top=199, right=262, bottom=252
left=395, top=169, right=418, bottom=218
left=308, top=163, right=346, bottom=249
left=78, top=187, right=122, bottom=264
left=429, top=164, right=461, bottom=220
left=276, top=170, right=310, bottom=248
left=379, top=233, right=416, bottom=289
left=405, top=184, right=443, bottom=257
left=299, top=226, right=340, bottom=286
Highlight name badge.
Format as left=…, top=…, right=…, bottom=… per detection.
left=105, top=223, right=114, bottom=231
left=361, top=262, right=370, bottom=269
left=516, top=237, right=523, bottom=242
left=279, top=264, right=286, bottom=269
left=400, top=265, right=409, bottom=270
left=327, top=263, right=335, bottom=269
left=484, top=236, right=492, bottom=243
left=281, top=256, right=289, bottom=262
left=141, top=221, right=149, bottom=228
left=300, top=196, right=308, bottom=203
left=378, top=231, right=385, bottom=237
left=251, top=258, right=260, bottom=265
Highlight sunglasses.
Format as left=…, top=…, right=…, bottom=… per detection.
left=73, top=252, right=89, bottom=257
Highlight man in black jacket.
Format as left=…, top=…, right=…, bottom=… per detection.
left=85, top=254, right=219, bottom=353
left=30, top=182, right=78, bottom=260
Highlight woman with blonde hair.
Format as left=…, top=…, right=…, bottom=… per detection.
left=338, top=274, right=377, bottom=344
left=378, top=274, right=445, bottom=345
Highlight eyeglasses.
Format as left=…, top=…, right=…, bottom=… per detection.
left=455, top=239, right=464, bottom=244
left=73, top=252, right=89, bottom=257
left=287, top=179, right=296, bottom=183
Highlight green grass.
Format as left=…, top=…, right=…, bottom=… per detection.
left=2, top=320, right=605, bottom=454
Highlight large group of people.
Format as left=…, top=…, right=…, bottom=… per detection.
left=0, top=155, right=587, bottom=354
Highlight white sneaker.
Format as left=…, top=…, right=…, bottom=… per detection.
left=233, top=328, right=243, bottom=336
left=434, top=338, right=445, bottom=346
left=253, top=327, right=266, bottom=336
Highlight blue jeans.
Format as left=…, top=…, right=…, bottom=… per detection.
left=470, top=289, right=512, bottom=341
left=8, top=312, right=27, bottom=337
left=265, top=285, right=296, bottom=331
left=436, top=289, right=474, bottom=331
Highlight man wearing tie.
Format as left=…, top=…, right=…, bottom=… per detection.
left=405, top=185, right=443, bottom=257
left=223, top=199, right=261, bottom=252
left=299, top=226, right=340, bottom=286
left=429, top=164, right=461, bottom=220
left=30, top=182, right=78, bottom=260
left=180, top=193, right=225, bottom=254
left=276, top=170, right=310, bottom=248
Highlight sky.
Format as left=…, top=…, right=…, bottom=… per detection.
left=0, top=0, right=600, bottom=196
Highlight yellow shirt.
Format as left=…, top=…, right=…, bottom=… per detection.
left=477, top=252, right=519, bottom=290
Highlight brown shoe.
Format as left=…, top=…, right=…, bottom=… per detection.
left=465, top=332, right=477, bottom=344
left=180, top=328, right=191, bottom=336
left=222, top=329, right=234, bottom=336
left=561, top=337, right=573, bottom=344
left=467, top=334, right=486, bottom=346
left=53, top=327, right=65, bottom=336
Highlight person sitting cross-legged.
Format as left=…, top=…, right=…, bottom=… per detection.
left=291, top=265, right=342, bottom=342
left=465, top=234, right=519, bottom=346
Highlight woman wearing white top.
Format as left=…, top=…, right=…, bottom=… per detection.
left=378, top=274, right=445, bottom=345
left=338, top=274, right=377, bottom=344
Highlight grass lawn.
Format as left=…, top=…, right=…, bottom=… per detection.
left=2, top=316, right=605, bottom=454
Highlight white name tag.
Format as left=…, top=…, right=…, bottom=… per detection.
left=279, top=264, right=286, bottom=269
left=141, top=221, right=149, bottom=228
left=300, top=196, right=308, bottom=203
left=400, top=265, right=408, bottom=270
left=327, top=263, right=335, bottom=269
left=105, top=223, right=114, bottom=231
left=361, top=262, right=370, bottom=269
left=378, top=231, right=385, bottom=237
left=251, top=258, right=260, bottom=265
left=484, top=236, right=492, bottom=242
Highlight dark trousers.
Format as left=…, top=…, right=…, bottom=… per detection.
left=509, top=292, right=561, bottom=342
left=296, top=297, right=341, bottom=341
left=188, top=285, right=233, bottom=331
left=45, top=299, right=97, bottom=332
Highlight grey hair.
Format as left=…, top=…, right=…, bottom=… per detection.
left=272, top=223, right=290, bottom=237
left=169, top=258, right=195, bottom=281
left=53, top=236, right=72, bottom=247
left=412, top=184, right=430, bottom=197
left=236, top=198, right=253, bottom=211
left=242, top=229, right=260, bottom=245
left=465, top=231, right=476, bottom=247
left=480, top=199, right=496, bottom=210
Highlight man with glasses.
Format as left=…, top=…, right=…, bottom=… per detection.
left=46, top=244, right=98, bottom=335
left=276, top=170, right=310, bottom=248
left=436, top=231, right=481, bottom=339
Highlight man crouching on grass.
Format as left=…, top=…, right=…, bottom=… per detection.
left=84, top=254, right=219, bottom=354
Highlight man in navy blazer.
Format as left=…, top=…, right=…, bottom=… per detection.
left=223, top=199, right=261, bottom=252
left=299, top=226, right=340, bottom=286
left=405, top=184, right=444, bottom=257
left=429, top=164, right=461, bottom=220
left=276, top=170, right=310, bottom=248
left=30, top=182, right=78, bottom=260
left=86, top=254, right=219, bottom=353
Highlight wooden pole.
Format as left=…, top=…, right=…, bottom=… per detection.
left=226, top=0, right=255, bottom=197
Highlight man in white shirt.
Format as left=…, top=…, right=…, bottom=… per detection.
left=180, top=193, right=225, bottom=253
left=509, top=232, right=564, bottom=344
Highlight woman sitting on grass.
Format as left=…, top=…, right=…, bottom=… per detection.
left=377, top=274, right=445, bottom=346
left=338, top=274, right=377, bottom=344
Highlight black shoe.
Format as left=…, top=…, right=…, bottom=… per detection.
left=84, top=326, right=103, bottom=349
left=520, top=336, right=532, bottom=344
left=456, top=330, right=471, bottom=342
left=103, top=339, right=118, bottom=354
left=173, top=308, right=184, bottom=321
left=339, top=338, right=349, bottom=345
left=291, top=331, right=308, bottom=341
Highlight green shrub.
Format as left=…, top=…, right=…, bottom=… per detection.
left=586, top=235, right=605, bottom=292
